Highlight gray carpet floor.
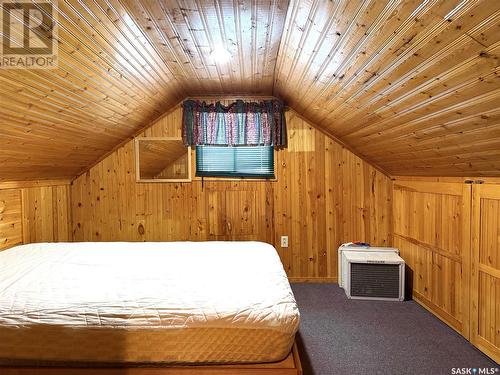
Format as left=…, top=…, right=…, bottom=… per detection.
left=291, top=283, right=498, bottom=375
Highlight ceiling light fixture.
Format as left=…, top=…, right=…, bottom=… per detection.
left=210, top=45, right=231, bottom=63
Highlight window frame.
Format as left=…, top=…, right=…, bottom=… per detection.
left=192, top=146, right=278, bottom=182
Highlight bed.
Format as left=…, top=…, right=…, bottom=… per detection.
left=0, top=241, right=301, bottom=374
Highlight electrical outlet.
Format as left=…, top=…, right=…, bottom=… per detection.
left=281, top=236, right=289, bottom=248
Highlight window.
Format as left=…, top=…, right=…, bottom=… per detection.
left=196, top=145, right=274, bottom=179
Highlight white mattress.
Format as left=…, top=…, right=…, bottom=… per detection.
left=0, top=241, right=300, bottom=364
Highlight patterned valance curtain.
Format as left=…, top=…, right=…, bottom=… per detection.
left=182, top=99, right=287, bottom=147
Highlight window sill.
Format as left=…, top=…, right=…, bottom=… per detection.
left=192, top=176, right=277, bottom=182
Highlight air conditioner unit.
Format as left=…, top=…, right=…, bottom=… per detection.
left=338, top=245, right=405, bottom=301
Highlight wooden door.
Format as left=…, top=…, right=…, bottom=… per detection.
left=393, top=180, right=471, bottom=338
left=471, top=184, right=500, bottom=363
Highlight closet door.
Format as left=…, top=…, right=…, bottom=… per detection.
left=393, top=180, right=471, bottom=337
left=471, top=184, right=500, bottom=363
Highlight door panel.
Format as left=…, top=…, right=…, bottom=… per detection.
left=471, top=184, right=500, bottom=363
left=393, top=181, right=471, bottom=337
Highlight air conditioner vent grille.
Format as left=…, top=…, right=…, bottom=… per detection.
left=350, top=263, right=400, bottom=298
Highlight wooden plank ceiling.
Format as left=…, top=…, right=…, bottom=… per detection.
left=0, top=0, right=288, bottom=180
left=1, top=0, right=499, bottom=180
left=275, top=0, right=500, bottom=176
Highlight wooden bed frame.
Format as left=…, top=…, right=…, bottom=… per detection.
left=0, top=343, right=302, bottom=375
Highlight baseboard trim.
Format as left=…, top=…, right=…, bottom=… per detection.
left=412, top=292, right=463, bottom=336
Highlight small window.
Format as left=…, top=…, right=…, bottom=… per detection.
left=196, top=145, right=274, bottom=179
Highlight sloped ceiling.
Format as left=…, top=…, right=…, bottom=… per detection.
left=275, top=0, right=500, bottom=176
left=0, top=0, right=288, bottom=180
left=1, top=0, right=499, bottom=181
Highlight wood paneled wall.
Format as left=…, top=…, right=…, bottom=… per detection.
left=0, top=182, right=72, bottom=251
left=393, top=177, right=500, bottom=362
left=275, top=112, right=392, bottom=279
left=393, top=180, right=471, bottom=336
left=471, top=184, right=500, bottom=362
left=71, top=105, right=393, bottom=280
left=0, top=189, right=23, bottom=250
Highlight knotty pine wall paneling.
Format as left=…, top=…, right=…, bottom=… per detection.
left=0, top=181, right=72, bottom=251
left=21, top=185, right=72, bottom=244
left=471, top=183, right=500, bottom=363
left=274, top=112, right=393, bottom=280
left=0, top=189, right=23, bottom=250
left=393, top=177, right=500, bottom=362
left=393, top=179, right=471, bottom=337
left=71, top=105, right=393, bottom=281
